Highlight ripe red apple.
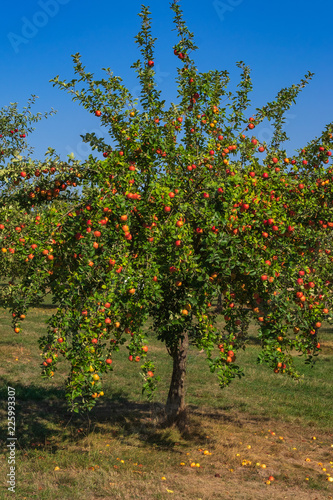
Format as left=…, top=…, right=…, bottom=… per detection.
left=95, top=110, right=101, bottom=116
left=148, top=60, right=154, bottom=67
left=164, top=206, right=171, bottom=212
left=106, top=358, right=112, bottom=365
left=262, top=172, right=269, bottom=179
left=175, top=240, right=181, bottom=246
left=249, top=172, right=256, bottom=177
left=92, top=338, right=98, bottom=344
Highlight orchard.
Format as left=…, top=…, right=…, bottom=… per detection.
left=0, top=1, right=333, bottom=429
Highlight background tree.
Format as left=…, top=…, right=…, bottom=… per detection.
left=1, top=1, right=332, bottom=429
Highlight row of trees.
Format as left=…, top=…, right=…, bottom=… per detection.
left=1, top=1, right=332, bottom=427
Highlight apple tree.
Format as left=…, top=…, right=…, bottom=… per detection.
left=1, top=1, right=333, bottom=427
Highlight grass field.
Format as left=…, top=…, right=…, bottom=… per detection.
left=1, top=296, right=333, bottom=499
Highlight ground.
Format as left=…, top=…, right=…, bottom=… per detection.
left=0, top=297, right=332, bottom=499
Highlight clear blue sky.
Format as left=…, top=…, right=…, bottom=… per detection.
left=1, top=0, right=332, bottom=162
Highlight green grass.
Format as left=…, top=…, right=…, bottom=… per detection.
left=0, top=299, right=333, bottom=499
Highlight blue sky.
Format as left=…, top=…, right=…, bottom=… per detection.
left=1, top=0, right=332, bottom=162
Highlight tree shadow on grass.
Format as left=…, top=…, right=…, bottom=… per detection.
left=0, top=378, right=265, bottom=454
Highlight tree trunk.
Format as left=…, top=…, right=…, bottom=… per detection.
left=165, top=331, right=189, bottom=430
left=215, top=293, right=222, bottom=313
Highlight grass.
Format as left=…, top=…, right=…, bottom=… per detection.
left=0, top=297, right=333, bottom=499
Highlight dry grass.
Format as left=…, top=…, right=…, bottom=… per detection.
left=1, top=406, right=332, bottom=499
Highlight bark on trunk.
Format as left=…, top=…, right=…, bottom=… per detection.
left=165, top=331, right=189, bottom=429
left=215, top=293, right=222, bottom=314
